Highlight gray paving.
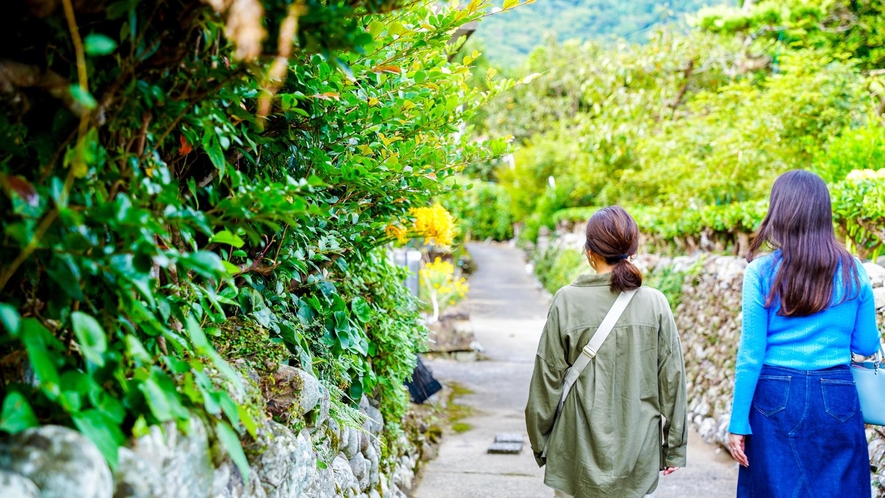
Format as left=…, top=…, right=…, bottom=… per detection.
left=413, top=242, right=738, bottom=497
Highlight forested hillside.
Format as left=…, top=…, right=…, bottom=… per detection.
left=454, top=0, right=885, bottom=261
left=473, top=0, right=719, bottom=65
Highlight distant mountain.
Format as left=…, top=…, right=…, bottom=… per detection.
left=471, top=0, right=723, bottom=66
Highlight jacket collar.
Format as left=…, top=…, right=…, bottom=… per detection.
left=571, top=272, right=612, bottom=287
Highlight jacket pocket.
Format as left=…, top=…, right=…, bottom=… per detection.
left=754, top=375, right=791, bottom=417
left=820, top=378, right=858, bottom=422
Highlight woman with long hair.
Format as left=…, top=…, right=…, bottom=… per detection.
left=728, top=170, right=880, bottom=497
left=526, top=206, right=687, bottom=498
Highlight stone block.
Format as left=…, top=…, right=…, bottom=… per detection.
left=304, top=465, right=336, bottom=498
left=130, top=416, right=213, bottom=498
left=348, top=452, right=369, bottom=490
left=365, top=440, right=380, bottom=488
left=487, top=442, right=522, bottom=454
left=360, top=397, right=384, bottom=436
left=264, top=366, right=323, bottom=420
left=0, top=470, right=39, bottom=498
left=875, top=287, right=885, bottom=311
left=247, top=422, right=313, bottom=498
left=866, top=263, right=885, bottom=288
left=114, top=447, right=164, bottom=498
left=209, top=459, right=267, bottom=498
left=332, top=454, right=360, bottom=497
left=0, top=425, right=113, bottom=498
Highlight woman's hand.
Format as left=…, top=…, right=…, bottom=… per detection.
left=728, top=433, right=749, bottom=468
left=662, top=467, right=679, bottom=476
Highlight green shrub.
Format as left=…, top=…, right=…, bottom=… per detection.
left=0, top=0, right=515, bottom=472
left=831, top=173, right=885, bottom=260
left=476, top=0, right=885, bottom=256
left=533, top=247, right=587, bottom=294
left=444, top=179, right=514, bottom=241
left=644, top=266, right=688, bottom=311
left=549, top=201, right=767, bottom=253
left=814, top=123, right=885, bottom=183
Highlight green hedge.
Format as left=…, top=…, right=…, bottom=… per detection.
left=530, top=246, right=690, bottom=309
left=0, top=0, right=515, bottom=472
left=550, top=175, right=885, bottom=259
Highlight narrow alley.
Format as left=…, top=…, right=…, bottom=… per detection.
left=414, top=243, right=738, bottom=498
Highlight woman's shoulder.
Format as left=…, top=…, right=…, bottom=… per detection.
left=852, top=257, right=870, bottom=278
left=746, top=252, right=779, bottom=276
left=633, top=285, right=672, bottom=311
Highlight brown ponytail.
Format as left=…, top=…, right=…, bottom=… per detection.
left=584, top=206, right=642, bottom=293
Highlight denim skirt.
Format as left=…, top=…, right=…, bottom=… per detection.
left=737, top=365, right=870, bottom=498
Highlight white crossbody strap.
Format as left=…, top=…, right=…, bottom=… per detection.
left=542, top=288, right=638, bottom=457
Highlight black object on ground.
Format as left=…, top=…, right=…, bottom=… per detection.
left=488, top=433, right=524, bottom=454
left=406, top=355, right=443, bottom=404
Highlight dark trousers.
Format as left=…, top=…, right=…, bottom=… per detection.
left=737, top=365, right=871, bottom=498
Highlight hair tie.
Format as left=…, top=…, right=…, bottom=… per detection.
left=604, top=254, right=630, bottom=264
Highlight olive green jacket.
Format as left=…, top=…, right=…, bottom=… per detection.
left=525, top=273, right=688, bottom=498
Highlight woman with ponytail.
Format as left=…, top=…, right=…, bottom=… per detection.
left=526, top=206, right=687, bottom=498
left=727, top=170, right=879, bottom=497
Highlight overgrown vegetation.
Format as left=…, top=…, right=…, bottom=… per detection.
left=443, top=177, right=514, bottom=241
left=465, top=0, right=885, bottom=259
left=0, top=0, right=523, bottom=475
left=532, top=247, right=586, bottom=295
left=530, top=245, right=692, bottom=310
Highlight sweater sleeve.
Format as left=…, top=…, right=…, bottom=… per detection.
left=658, top=301, right=688, bottom=469
left=851, top=264, right=880, bottom=357
left=525, top=303, right=568, bottom=467
left=729, top=262, right=768, bottom=435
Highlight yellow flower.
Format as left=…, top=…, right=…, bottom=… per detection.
left=420, top=256, right=469, bottom=320
left=385, top=223, right=409, bottom=245
left=410, top=204, right=455, bottom=247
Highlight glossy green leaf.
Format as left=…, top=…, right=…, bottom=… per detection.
left=184, top=251, right=227, bottom=279
left=125, top=334, right=152, bottom=364
left=0, top=303, right=20, bottom=337
left=237, top=405, right=259, bottom=438
left=84, top=33, right=118, bottom=56
left=351, top=297, right=372, bottom=323
left=73, top=410, right=124, bottom=468
left=69, top=85, right=98, bottom=110
left=210, top=230, right=245, bottom=248
left=71, top=312, right=108, bottom=366
left=221, top=260, right=241, bottom=275
left=216, top=421, right=250, bottom=483
left=0, top=392, right=38, bottom=434
left=20, top=319, right=61, bottom=398
left=140, top=371, right=188, bottom=422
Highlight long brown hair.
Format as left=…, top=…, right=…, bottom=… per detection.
left=748, top=170, right=860, bottom=317
left=585, top=206, right=643, bottom=293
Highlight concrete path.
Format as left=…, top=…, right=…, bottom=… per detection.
left=413, top=242, right=738, bottom=498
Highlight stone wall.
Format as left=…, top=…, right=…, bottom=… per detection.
left=0, top=364, right=434, bottom=498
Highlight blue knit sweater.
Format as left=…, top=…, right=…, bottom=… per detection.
left=728, top=251, right=880, bottom=435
